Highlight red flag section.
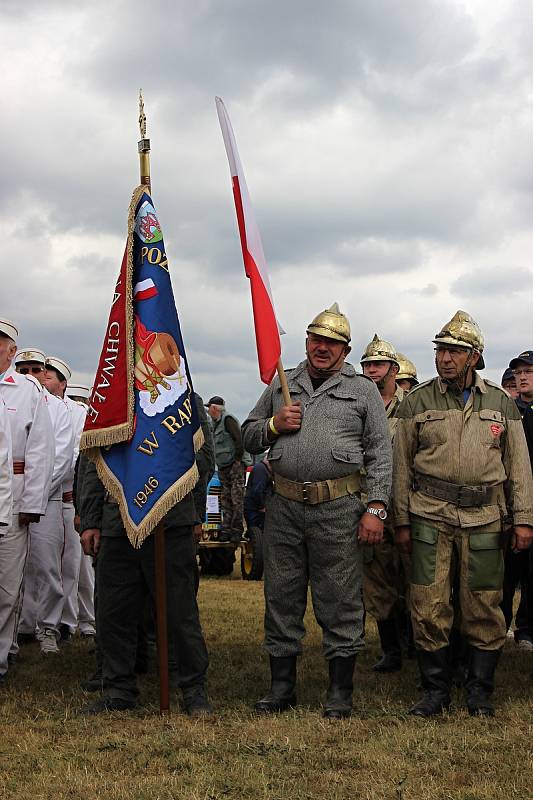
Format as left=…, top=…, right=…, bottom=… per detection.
left=81, top=240, right=134, bottom=447
left=216, top=97, right=282, bottom=385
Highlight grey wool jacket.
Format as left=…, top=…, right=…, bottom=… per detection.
left=241, top=360, right=392, bottom=506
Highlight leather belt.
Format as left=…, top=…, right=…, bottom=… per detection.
left=62, top=491, right=74, bottom=503
left=273, top=472, right=361, bottom=505
left=413, top=473, right=500, bottom=508
left=13, top=461, right=25, bottom=475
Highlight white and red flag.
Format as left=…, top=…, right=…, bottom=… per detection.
left=134, top=277, right=158, bottom=301
left=216, top=97, right=282, bottom=385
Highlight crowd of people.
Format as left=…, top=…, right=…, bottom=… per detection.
left=0, top=324, right=95, bottom=682
left=1, top=305, right=533, bottom=720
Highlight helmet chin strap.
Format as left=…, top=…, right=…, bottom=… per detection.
left=437, top=350, right=475, bottom=391
left=307, top=348, right=346, bottom=377
left=376, top=364, right=395, bottom=391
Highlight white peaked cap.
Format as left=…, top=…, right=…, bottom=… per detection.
left=0, top=319, right=18, bottom=341
left=15, top=347, right=46, bottom=365
left=46, top=356, right=72, bottom=382
left=66, top=383, right=91, bottom=399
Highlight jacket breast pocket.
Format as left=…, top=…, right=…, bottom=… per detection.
left=331, top=448, right=360, bottom=466
left=415, top=410, right=447, bottom=448
left=478, top=409, right=506, bottom=450
left=324, top=389, right=362, bottom=434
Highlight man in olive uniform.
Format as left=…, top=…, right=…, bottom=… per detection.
left=360, top=335, right=407, bottom=672
left=206, top=396, right=245, bottom=542
left=393, top=310, right=533, bottom=717
left=242, top=304, right=392, bottom=719
left=395, top=353, right=419, bottom=394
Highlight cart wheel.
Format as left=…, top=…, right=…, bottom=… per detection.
left=241, top=526, right=264, bottom=580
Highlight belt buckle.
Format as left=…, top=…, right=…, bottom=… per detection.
left=302, top=482, right=312, bottom=503
left=458, top=485, right=483, bottom=507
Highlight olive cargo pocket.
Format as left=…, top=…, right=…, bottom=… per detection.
left=468, top=532, right=503, bottom=591
left=410, top=518, right=439, bottom=585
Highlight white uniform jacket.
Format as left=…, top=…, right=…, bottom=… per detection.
left=62, top=397, right=87, bottom=495
left=0, top=367, right=54, bottom=515
left=44, top=391, right=73, bottom=501
left=0, top=397, right=13, bottom=525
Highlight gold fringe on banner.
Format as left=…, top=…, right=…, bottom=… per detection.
left=92, top=425, right=205, bottom=548
left=82, top=184, right=206, bottom=547
left=80, top=185, right=144, bottom=452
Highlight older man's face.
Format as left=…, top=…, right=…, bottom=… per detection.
left=0, top=336, right=16, bottom=373
left=208, top=404, right=222, bottom=420
left=16, top=361, right=46, bottom=385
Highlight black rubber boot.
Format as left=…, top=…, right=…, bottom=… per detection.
left=255, top=656, right=297, bottom=713
left=465, top=648, right=500, bottom=717
left=81, top=669, right=104, bottom=693
left=323, top=655, right=356, bottom=720
left=373, top=618, right=402, bottom=673
left=182, top=684, right=214, bottom=718
left=79, top=695, right=137, bottom=715
left=408, top=648, right=451, bottom=717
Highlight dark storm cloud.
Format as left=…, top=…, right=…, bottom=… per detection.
left=76, top=0, right=477, bottom=103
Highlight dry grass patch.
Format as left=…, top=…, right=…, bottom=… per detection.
left=1, top=566, right=532, bottom=799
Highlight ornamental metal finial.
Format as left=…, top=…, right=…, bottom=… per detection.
left=139, top=89, right=147, bottom=139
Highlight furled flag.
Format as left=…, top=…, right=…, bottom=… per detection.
left=80, top=186, right=203, bottom=546
left=216, top=97, right=283, bottom=385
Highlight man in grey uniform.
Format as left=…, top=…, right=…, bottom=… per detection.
left=242, top=303, right=392, bottom=719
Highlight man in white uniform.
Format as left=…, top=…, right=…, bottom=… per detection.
left=44, top=359, right=88, bottom=639
left=0, top=321, right=54, bottom=683
left=16, top=348, right=73, bottom=655
left=66, top=383, right=96, bottom=637
left=0, top=396, right=13, bottom=527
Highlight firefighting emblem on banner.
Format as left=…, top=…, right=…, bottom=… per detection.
left=84, top=187, right=202, bottom=546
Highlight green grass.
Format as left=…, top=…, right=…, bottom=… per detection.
left=1, top=566, right=532, bottom=800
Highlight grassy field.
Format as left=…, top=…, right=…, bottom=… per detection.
left=1, top=563, right=532, bottom=800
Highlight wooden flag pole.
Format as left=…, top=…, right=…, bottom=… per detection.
left=154, top=520, right=170, bottom=714
left=138, top=91, right=169, bottom=715
left=276, top=359, right=291, bottom=407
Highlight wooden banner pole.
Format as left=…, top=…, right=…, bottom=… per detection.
left=154, top=521, right=170, bottom=714
left=276, top=358, right=291, bottom=407
left=138, top=91, right=169, bottom=714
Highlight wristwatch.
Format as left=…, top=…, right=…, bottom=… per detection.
left=366, top=506, right=387, bottom=521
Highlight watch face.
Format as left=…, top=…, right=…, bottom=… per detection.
left=367, top=506, right=387, bottom=520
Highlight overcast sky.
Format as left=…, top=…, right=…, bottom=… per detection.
left=2, top=0, right=532, bottom=419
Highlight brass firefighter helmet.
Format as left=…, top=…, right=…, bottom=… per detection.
left=360, top=334, right=400, bottom=367
left=396, top=352, right=418, bottom=384
left=307, top=302, right=351, bottom=344
left=433, top=310, right=485, bottom=369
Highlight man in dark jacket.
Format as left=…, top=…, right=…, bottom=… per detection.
left=243, top=456, right=272, bottom=531
left=78, top=460, right=211, bottom=715
left=504, top=351, right=533, bottom=652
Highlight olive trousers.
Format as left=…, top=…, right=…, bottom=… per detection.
left=409, top=516, right=506, bottom=652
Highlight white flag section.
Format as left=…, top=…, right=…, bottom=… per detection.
left=216, top=96, right=283, bottom=385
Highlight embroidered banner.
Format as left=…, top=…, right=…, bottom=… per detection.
left=81, top=186, right=203, bottom=546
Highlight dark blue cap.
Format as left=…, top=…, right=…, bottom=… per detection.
left=509, top=351, right=533, bottom=369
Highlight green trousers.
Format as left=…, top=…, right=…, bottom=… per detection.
left=409, top=516, right=505, bottom=652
